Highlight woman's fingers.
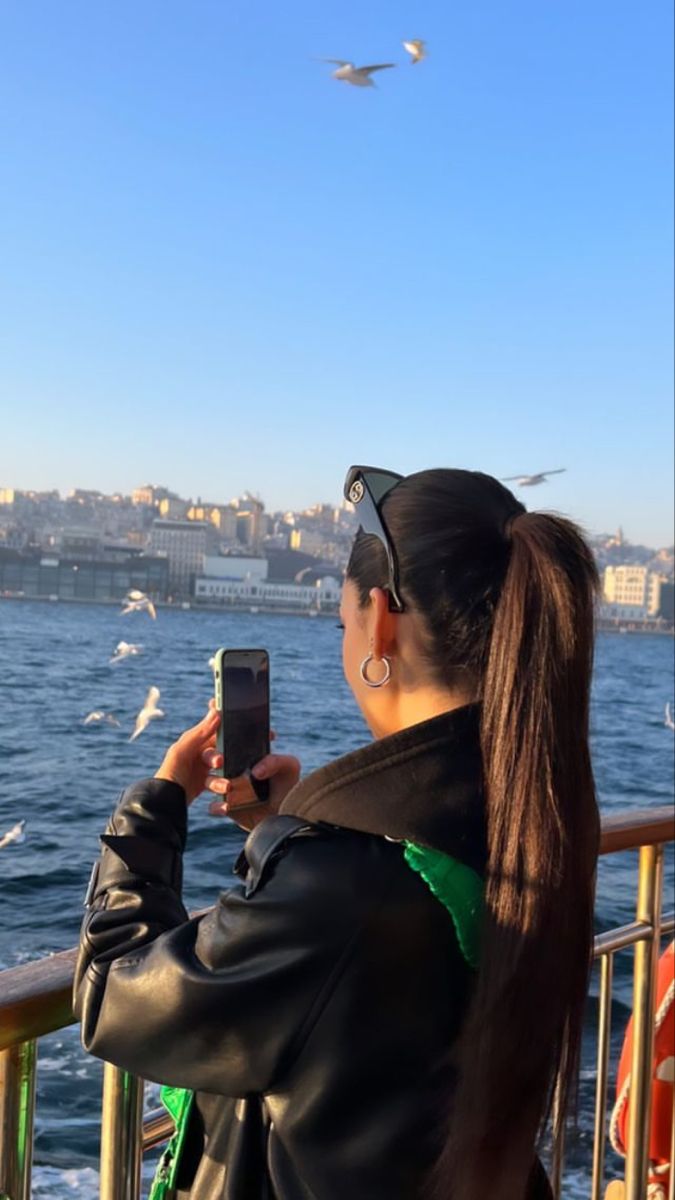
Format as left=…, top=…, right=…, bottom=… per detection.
left=203, top=753, right=295, bottom=788
left=205, top=775, right=229, bottom=795
left=208, top=799, right=229, bottom=817
left=181, top=708, right=220, bottom=746
left=201, top=747, right=223, bottom=769
left=250, top=753, right=299, bottom=780
left=205, top=773, right=259, bottom=804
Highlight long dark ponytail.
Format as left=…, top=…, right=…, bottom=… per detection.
left=346, top=470, right=600, bottom=1199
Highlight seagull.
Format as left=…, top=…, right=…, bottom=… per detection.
left=403, top=39, right=426, bottom=64
left=121, top=594, right=157, bottom=619
left=83, top=711, right=121, bottom=727
left=0, top=820, right=26, bottom=850
left=319, top=59, right=396, bottom=88
left=666, top=703, right=675, bottom=731
left=130, top=687, right=165, bottom=741
left=110, top=641, right=143, bottom=665
left=502, top=469, right=567, bottom=487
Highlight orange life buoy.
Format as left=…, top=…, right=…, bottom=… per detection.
left=609, top=939, right=675, bottom=1193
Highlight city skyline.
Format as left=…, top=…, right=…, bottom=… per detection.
left=1, top=0, right=672, bottom=547
left=1, top=475, right=673, bottom=552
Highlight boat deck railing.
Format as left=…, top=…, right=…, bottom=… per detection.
left=1, top=806, right=673, bottom=1200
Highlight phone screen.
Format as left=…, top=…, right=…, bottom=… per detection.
left=215, top=649, right=270, bottom=784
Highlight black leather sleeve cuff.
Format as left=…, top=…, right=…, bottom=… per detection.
left=105, top=778, right=188, bottom=848
left=88, top=778, right=188, bottom=902
left=96, top=833, right=183, bottom=893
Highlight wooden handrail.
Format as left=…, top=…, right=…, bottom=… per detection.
left=599, top=807, right=674, bottom=855
left=0, top=948, right=77, bottom=1052
left=0, top=806, right=673, bottom=1052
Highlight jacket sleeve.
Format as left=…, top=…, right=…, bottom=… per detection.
left=73, top=779, right=361, bottom=1095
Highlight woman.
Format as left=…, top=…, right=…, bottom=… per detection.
left=74, top=465, right=600, bottom=1200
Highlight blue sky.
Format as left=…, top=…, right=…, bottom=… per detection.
left=0, top=0, right=672, bottom=545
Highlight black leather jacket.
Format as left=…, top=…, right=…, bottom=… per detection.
left=74, top=706, right=553, bottom=1199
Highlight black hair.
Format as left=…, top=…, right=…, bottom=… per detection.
left=347, top=468, right=600, bottom=1199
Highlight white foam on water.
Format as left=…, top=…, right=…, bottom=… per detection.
left=33, top=1165, right=99, bottom=1198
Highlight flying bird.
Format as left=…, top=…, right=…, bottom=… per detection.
left=130, top=687, right=165, bottom=741
left=121, top=591, right=157, bottom=619
left=502, top=469, right=567, bottom=487
left=666, top=703, right=675, bottom=731
left=83, top=711, right=121, bottom=727
left=403, top=39, right=426, bottom=64
left=319, top=59, right=396, bottom=88
left=110, top=641, right=143, bottom=665
left=0, top=820, right=26, bottom=850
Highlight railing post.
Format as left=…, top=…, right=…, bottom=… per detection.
left=0, top=1039, right=37, bottom=1200
left=662, top=1080, right=667, bottom=1200
left=99, top=1063, right=144, bottom=1200
left=624, top=842, right=664, bottom=1200
left=591, top=952, right=614, bottom=1200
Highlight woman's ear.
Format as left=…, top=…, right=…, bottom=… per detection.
left=368, top=588, right=398, bottom=659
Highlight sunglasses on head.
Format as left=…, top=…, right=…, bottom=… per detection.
left=343, top=465, right=405, bottom=612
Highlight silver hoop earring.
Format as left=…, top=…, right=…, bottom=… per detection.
left=360, top=654, right=392, bottom=688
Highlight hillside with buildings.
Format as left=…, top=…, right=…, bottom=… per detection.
left=0, top=486, right=672, bottom=626
left=0, top=484, right=352, bottom=614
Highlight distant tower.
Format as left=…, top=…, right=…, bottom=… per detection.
left=617, top=526, right=624, bottom=546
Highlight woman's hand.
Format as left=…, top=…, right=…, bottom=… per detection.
left=203, top=746, right=301, bottom=832
left=154, top=705, right=302, bottom=830
left=154, top=708, right=221, bottom=805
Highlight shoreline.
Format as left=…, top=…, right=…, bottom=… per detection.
left=595, top=619, right=674, bottom=636
left=1, top=593, right=672, bottom=632
left=0, top=594, right=338, bottom=619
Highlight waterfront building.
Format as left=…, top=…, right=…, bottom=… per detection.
left=149, top=519, right=214, bottom=597
left=194, top=573, right=341, bottom=612
left=202, top=555, right=268, bottom=583
left=0, top=547, right=168, bottom=601
left=59, top=528, right=103, bottom=558
left=603, top=565, right=664, bottom=619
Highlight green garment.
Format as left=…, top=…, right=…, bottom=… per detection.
left=147, top=1085, right=195, bottom=1200
left=402, top=840, right=484, bottom=971
left=147, top=843, right=484, bottom=1198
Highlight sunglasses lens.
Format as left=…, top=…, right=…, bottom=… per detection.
left=364, top=471, right=402, bottom=505
left=343, top=465, right=405, bottom=612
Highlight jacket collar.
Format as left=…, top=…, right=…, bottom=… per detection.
left=280, top=703, right=487, bottom=874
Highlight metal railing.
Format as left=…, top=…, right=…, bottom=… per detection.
left=0, top=806, right=673, bottom=1200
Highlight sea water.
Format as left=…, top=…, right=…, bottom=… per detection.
left=0, top=600, right=673, bottom=1196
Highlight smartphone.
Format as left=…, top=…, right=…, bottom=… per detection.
left=213, top=648, right=270, bottom=805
